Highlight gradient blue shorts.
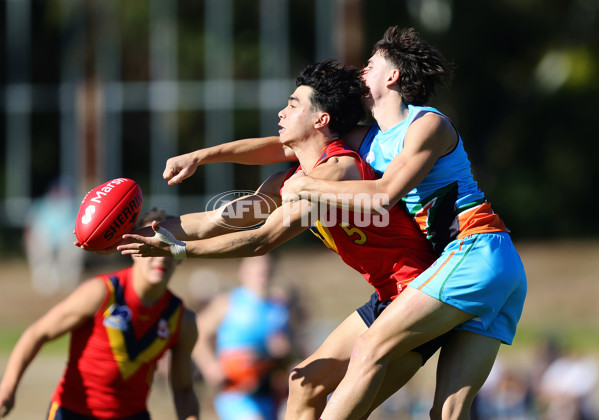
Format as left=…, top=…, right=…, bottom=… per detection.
left=408, top=232, right=527, bottom=344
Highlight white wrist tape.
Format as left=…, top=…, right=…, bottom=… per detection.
left=154, top=226, right=187, bottom=259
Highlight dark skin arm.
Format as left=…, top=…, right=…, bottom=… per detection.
left=169, top=308, right=200, bottom=420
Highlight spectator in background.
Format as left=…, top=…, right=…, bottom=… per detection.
left=193, top=254, right=297, bottom=420
left=529, top=336, right=562, bottom=399
left=538, top=350, right=598, bottom=420
left=472, top=358, right=536, bottom=420
left=23, top=177, right=84, bottom=294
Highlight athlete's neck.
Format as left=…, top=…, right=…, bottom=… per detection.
left=291, top=135, right=337, bottom=174
left=371, top=95, right=410, bottom=132
left=132, top=270, right=168, bottom=305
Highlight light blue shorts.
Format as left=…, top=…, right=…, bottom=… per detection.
left=408, top=232, right=527, bottom=344
left=214, top=391, right=278, bottom=420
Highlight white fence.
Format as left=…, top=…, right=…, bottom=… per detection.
left=1, top=0, right=363, bottom=227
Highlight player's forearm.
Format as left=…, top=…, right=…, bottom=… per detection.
left=0, top=327, right=47, bottom=395
left=173, top=387, right=199, bottom=420
left=193, top=334, right=217, bottom=368
left=185, top=209, right=305, bottom=259
left=159, top=212, right=231, bottom=242
left=160, top=192, right=279, bottom=242
left=194, top=347, right=223, bottom=385
left=184, top=229, right=277, bottom=259
left=294, top=177, right=392, bottom=213
left=197, top=136, right=295, bottom=165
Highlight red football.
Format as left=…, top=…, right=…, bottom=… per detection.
left=75, top=178, right=143, bottom=250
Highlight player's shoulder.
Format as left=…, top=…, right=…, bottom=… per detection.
left=408, top=111, right=457, bottom=153
left=57, top=276, right=108, bottom=318
left=312, top=153, right=362, bottom=182
left=411, top=110, right=455, bottom=136
left=74, top=276, right=109, bottom=298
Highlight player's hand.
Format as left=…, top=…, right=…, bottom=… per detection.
left=0, top=392, right=14, bottom=418
left=73, top=229, right=137, bottom=254
left=74, top=240, right=120, bottom=254
left=281, top=170, right=306, bottom=203
left=73, top=229, right=119, bottom=254
left=163, top=152, right=199, bottom=185
left=119, top=221, right=177, bottom=258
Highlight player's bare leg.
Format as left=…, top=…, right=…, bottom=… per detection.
left=285, top=311, right=424, bottom=420
left=285, top=312, right=366, bottom=420
left=359, top=351, right=424, bottom=419
left=321, top=286, right=474, bottom=420
left=431, top=330, right=500, bottom=420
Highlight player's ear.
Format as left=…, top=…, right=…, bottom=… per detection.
left=386, top=68, right=400, bottom=87
left=314, top=112, right=330, bottom=129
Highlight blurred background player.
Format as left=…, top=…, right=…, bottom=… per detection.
left=22, top=176, right=84, bottom=295
left=194, top=254, right=296, bottom=420
left=0, top=208, right=199, bottom=420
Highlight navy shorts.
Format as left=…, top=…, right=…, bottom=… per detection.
left=47, top=402, right=151, bottom=420
left=356, top=292, right=448, bottom=364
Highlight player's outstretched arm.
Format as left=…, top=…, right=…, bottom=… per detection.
left=119, top=169, right=303, bottom=258
left=0, top=279, right=105, bottom=417
left=170, top=309, right=200, bottom=420
left=119, top=197, right=311, bottom=259
left=119, top=154, right=364, bottom=259
left=77, top=171, right=289, bottom=256
left=163, top=136, right=297, bottom=185
left=140, top=169, right=289, bottom=250
left=162, top=125, right=372, bottom=186
left=282, top=114, right=456, bottom=212
left=75, top=194, right=276, bottom=255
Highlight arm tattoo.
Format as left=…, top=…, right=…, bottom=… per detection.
left=229, top=233, right=258, bottom=248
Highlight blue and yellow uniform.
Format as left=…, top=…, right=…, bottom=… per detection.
left=359, top=105, right=527, bottom=344
left=48, top=267, right=183, bottom=419
left=214, top=287, right=290, bottom=420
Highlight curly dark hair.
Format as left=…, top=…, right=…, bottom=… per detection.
left=373, top=27, right=452, bottom=106
left=295, top=60, right=368, bottom=136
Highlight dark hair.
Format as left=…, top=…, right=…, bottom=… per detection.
left=295, top=60, right=367, bottom=135
left=135, top=207, right=173, bottom=229
left=373, top=27, right=452, bottom=105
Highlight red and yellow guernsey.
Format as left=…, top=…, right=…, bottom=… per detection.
left=284, top=139, right=436, bottom=301
left=49, top=267, right=183, bottom=418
